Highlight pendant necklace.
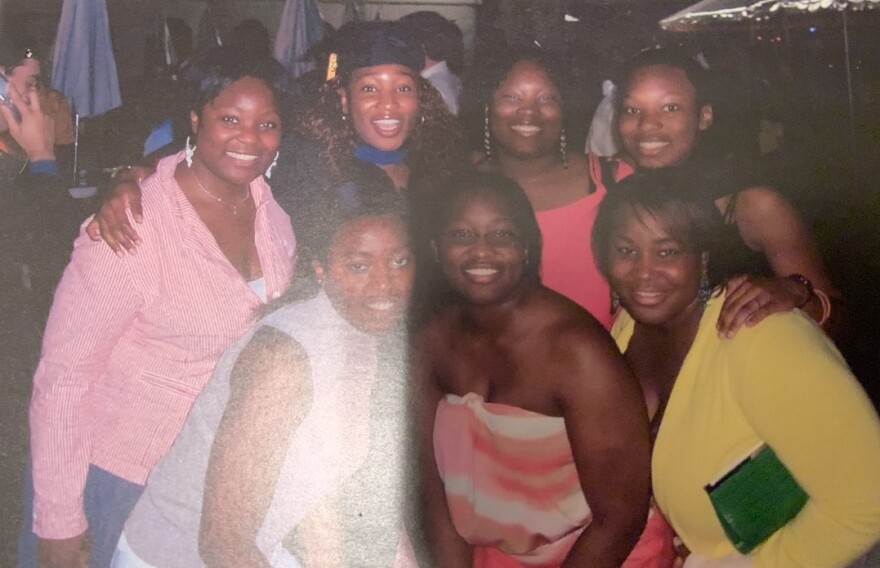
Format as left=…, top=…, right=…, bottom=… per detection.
left=191, top=169, right=251, bottom=216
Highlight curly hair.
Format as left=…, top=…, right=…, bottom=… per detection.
left=292, top=75, right=466, bottom=187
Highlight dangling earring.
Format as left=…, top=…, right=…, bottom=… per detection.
left=185, top=136, right=196, bottom=168
left=483, top=105, right=492, bottom=161
left=610, top=290, right=620, bottom=314
left=559, top=128, right=568, bottom=169
left=698, top=260, right=712, bottom=311
left=265, top=151, right=279, bottom=179
left=420, top=115, right=426, bottom=125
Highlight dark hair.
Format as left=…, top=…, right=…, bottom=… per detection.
left=400, top=12, right=464, bottom=71
left=0, top=34, right=39, bottom=73
left=476, top=46, right=571, bottom=115
left=293, top=68, right=465, bottom=186
left=181, top=45, right=287, bottom=118
left=591, top=170, right=724, bottom=288
left=268, top=167, right=409, bottom=312
left=614, top=47, right=712, bottom=109
left=433, top=171, right=542, bottom=286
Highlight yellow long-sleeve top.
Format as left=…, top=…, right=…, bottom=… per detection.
left=613, top=293, right=880, bottom=567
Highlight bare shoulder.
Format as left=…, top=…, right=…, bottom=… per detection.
left=525, top=290, right=624, bottom=370
left=730, top=185, right=795, bottom=222
left=521, top=291, right=639, bottom=414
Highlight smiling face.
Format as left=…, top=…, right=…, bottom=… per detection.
left=617, top=64, right=713, bottom=170
left=436, top=190, right=529, bottom=306
left=190, top=76, right=281, bottom=188
left=314, top=214, right=414, bottom=335
left=489, top=59, right=563, bottom=160
left=339, top=64, right=419, bottom=151
left=606, top=204, right=704, bottom=329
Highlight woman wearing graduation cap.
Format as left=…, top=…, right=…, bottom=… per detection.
left=87, top=20, right=465, bottom=255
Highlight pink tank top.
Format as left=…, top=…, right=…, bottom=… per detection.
left=535, top=155, right=631, bottom=329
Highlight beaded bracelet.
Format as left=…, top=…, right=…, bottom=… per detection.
left=787, top=274, right=814, bottom=309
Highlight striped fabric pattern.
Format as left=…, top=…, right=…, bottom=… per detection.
left=29, top=152, right=295, bottom=539
left=433, top=393, right=591, bottom=567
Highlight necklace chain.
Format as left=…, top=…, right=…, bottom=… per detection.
left=190, top=168, right=251, bottom=216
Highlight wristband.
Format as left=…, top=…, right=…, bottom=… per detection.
left=787, top=274, right=813, bottom=309
left=813, top=289, right=832, bottom=326
left=28, top=159, right=59, bottom=176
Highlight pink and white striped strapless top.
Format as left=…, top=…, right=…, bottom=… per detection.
left=433, top=392, right=592, bottom=567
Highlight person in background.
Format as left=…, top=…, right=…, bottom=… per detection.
left=0, top=61, right=72, bottom=386
left=593, top=171, right=880, bottom=567
left=0, top=39, right=54, bottom=175
left=400, top=11, right=464, bottom=116
left=20, top=47, right=295, bottom=568
left=416, top=172, right=651, bottom=567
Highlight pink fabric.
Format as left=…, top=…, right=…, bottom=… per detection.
left=434, top=393, right=591, bottom=567
left=535, top=154, right=632, bottom=329
left=29, top=152, right=295, bottom=539
left=621, top=508, right=676, bottom=568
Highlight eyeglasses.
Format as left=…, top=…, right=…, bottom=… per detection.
left=440, top=228, right=522, bottom=248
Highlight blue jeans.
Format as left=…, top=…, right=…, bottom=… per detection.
left=19, top=462, right=145, bottom=568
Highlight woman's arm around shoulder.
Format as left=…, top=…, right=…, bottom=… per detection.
left=411, top=321, right=474, bottom=568
left=199, top=325, right=313, bottom=568
left=718, top=185, right=844, bottom=338
left=550, top=320, right=652, bottom=567
left=727, top=314, right=880, bottom=567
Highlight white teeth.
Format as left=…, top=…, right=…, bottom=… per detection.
left=466, top=268, right=498, bottom=276
left=374, top=119, right=400, bottom=129
left=227, top=151, right=258, bottom=161
left=638, top=141, right=668, bottom=150
left=511, top=125, right=540, bottom=136
left=367, top=301, right=394, bottom=311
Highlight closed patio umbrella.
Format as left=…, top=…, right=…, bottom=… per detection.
left=51, top=0, right=122, bottom=187
left=273, top=0, right=326, bottom=79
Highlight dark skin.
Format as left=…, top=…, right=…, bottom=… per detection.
left=416, top=286, right=651, bottom=567
left=418, top=189, right=651, bottom=566
left=86, top=66, right=418, bottom=250
left=617, top=64, right=843, bottom=339
left=178, top=164, right=261, bottom=280
left=36, top=77, right=277, bottom=568
left=199, top=326, right=311, bottom=568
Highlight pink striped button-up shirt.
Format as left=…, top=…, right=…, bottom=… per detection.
left=29, top=152, right=296, bottom=539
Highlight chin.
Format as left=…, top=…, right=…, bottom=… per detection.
left=351, top=313, right=405, bottom=335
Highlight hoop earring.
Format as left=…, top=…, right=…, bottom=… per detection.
left=559, top=128, right=568, bottom=169
left=483, top=105, right=492, bottom=161
left=265, top=151, right=279, bottom=179
left=185, top=136, right=196, bottom=168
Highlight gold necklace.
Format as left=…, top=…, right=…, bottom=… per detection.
left=190, top=168, right=251, bottom=216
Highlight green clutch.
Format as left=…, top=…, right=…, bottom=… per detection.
left=705, top=444, right=809, bottom=553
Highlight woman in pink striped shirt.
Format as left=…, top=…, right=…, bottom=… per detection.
left=21, top=47, right=295, bottom=568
